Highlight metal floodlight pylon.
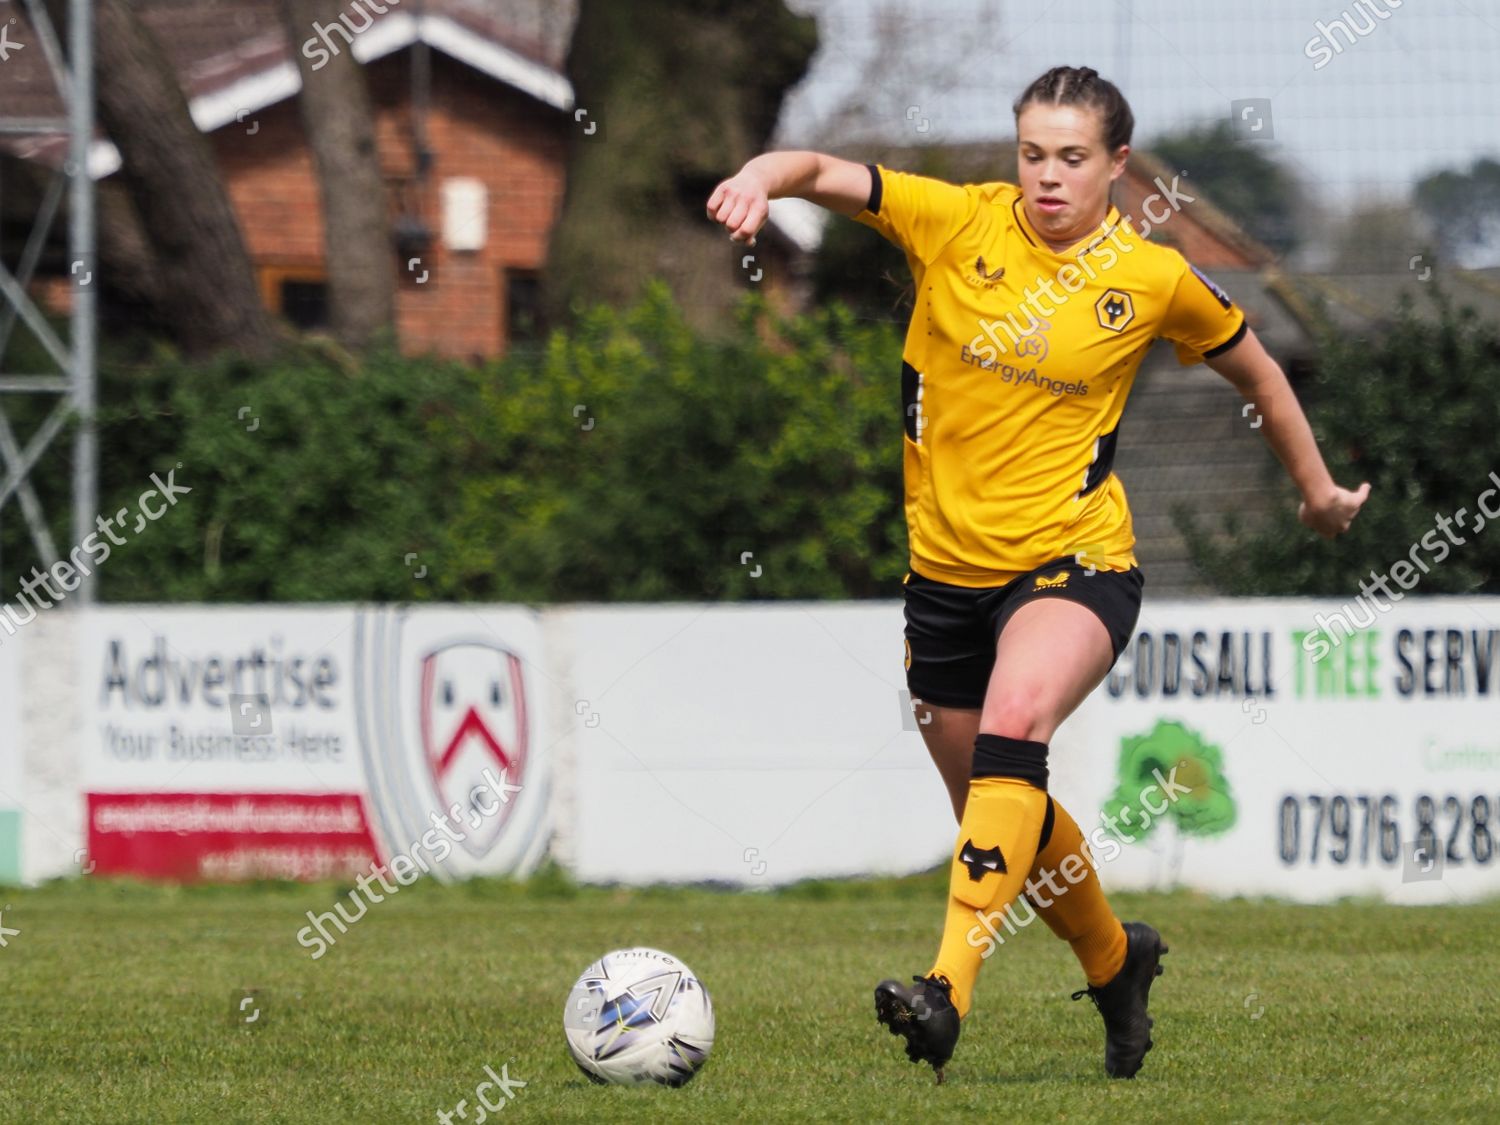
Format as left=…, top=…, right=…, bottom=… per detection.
left=0, top=0, right=95, bottom=602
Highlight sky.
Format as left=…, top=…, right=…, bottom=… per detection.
left=775, top=0, right=1500, bottom=206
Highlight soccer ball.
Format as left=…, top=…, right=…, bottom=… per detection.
left=563, top=947, right=715, bottom=1087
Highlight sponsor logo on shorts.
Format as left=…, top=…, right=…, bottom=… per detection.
left=1033, top=573, right=1070, bottom=590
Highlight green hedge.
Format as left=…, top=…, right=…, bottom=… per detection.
left=4, top=286, right=909, bottom=604
left=21, top=284, right=1492, bottom=605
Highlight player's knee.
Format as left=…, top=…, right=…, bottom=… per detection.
left=979, top=688, right=1055, bottom=742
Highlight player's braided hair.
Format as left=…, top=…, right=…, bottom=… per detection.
left=1012, top=66, right=1134, bottom=151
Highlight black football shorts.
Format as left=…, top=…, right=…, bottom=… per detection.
left=902, top=557, right=1144, bottom=709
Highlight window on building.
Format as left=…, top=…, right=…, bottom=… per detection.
left=260, top=267, right=329, bottom=330
left=280, top=280, right=329, bottom=330
left=505, top=268, right=542, bottom=347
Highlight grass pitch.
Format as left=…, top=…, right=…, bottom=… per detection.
left=1, top=869, right=1497, bottom=1123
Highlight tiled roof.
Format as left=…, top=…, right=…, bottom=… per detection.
left=0, top=0, right=574, bottom=163
left=1267, top=266, right=1500, bottom=340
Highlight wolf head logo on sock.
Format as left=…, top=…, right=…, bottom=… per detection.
left=959, top=839, right=1006, bottom=882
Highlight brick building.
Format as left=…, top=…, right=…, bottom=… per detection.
left=2, top=0, right=576, bottom=359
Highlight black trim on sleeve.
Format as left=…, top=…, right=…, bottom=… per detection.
left=1204, top=318, right=1249, bottom=359
left=864, top=163, right=882, bottom=214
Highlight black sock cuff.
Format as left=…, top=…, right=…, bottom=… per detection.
left=972, top=733, right=1049, bottom=790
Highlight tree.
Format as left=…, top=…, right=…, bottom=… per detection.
left=543, top=0, right=818, bottom=332
left=1181, top=291, right=1500, bottom=595
left=279, top=0, right=398, bottom=350
left=807, top=146, right=988, bottom=326
left=1326, top=200, right=1429, bottom=274
left=808, top=213, right=912, bottom=328
left=1150, top=121, right=1302, bottom=257
left=62, top=0, right=274, bottom=357
left=1414, top=157, right=1500, bottom=268
left=777, top=0, right=1005, bottom=147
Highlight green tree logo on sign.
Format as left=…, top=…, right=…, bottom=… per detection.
left=1103, top=720, right=1238, bottom=840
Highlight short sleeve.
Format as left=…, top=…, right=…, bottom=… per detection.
left=852, top=164, right=976, bottom=266
left=1160, top=260, right=1248, bottom=366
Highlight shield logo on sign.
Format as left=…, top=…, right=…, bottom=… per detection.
left=419, top=642, right=528, bottom=858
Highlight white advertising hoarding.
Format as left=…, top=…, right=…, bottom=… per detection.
left=563, top=597, right=1500, bottom=902
left=75, top=605, right=552, bottom=882
left=10, top=597, right=1498, bottom=902
left=1056, top=597, right=1500, bottom=904
left=557, top=602, right=953, bottom=886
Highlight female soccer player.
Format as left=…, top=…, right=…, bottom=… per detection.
left=706, top=66, right=1368, bottom=1082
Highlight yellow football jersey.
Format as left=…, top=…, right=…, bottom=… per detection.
left=853, top=163, right=1247, bottom=587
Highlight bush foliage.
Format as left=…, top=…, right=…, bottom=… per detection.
left=9, top=286, right=1497, bottom=606
left=1182, top=289, right=1500, bottom=594
left=4, top=286, right=908, bottom=604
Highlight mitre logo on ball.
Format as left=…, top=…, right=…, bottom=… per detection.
left=420, top=641, right=529, bottom=857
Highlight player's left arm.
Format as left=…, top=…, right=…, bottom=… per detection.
left=1206, top=328, right=1370, bottom=540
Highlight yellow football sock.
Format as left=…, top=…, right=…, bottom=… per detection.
left=1028, top=798, right=1126, bottom=986
left=928, top=773, right=1048, bottom=1017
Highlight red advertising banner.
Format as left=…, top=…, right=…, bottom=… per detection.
left=86, top=792, right=381, bottom=881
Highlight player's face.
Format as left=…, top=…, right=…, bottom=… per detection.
left=1016, top=103, right=1128, bottom=250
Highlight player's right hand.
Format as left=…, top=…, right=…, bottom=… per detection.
left=1298, top=481, right=1371, bottom=539
left=706, top=171, right=769, bottom=246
